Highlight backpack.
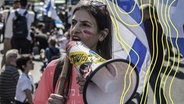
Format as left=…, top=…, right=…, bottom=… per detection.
left=13, top=11, right=28, bottom=39
left=53, top=59, right=64, bottom=91
left=49, top=48, right=60, bottom=62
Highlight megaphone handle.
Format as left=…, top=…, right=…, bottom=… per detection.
left=57, top=57, right=69, bottom=96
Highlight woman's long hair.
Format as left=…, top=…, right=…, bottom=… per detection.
left=72, top=1, right=112, bottom=60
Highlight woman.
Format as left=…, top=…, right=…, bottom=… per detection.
left=15, top=55, right=34, bottom=104
left=34, top=0, right=112, bottom=104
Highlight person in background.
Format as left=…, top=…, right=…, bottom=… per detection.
left=1, top=0, right=20, bottom=68
left=15, top=55, right=34, bottom=104
left=13, top=0, right=21, bottom=9
left=0, top=0, right=20, bottom=43
left=34, top=0, right=112, bottom=104
left=0, top=49, right=19, bottom=104
left=33, top=22, right=48, bottom=55
left=5, top=0, right=35, bottom=54
left=30, top=26, right=37, bottom=54
left=40, top=38, right=60, bottom=73
left=45, top=38, right=60, bottom=63
left=0, top=5, right=11, bottom=43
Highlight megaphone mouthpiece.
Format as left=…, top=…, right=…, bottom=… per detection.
left=66, top=41, right=106, bottom=77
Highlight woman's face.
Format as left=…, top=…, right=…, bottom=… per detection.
left=70, top=9, right=101, bottom=52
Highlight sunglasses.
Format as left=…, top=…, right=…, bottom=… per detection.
left=90, top=0, right=107, bottom=8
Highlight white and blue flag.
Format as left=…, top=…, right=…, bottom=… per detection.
left=44, top=0, right=64, bottom=29
left=100, top=0, right=151, bottom=94
left=155, top=0, right=184, bottom=57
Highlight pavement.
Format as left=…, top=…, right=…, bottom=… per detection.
left=0, top=42, right=184, bottom=103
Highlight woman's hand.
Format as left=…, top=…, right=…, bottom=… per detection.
left=76, top=75, right=86, bottom=94
left=48, top=93, right=65, bottom=104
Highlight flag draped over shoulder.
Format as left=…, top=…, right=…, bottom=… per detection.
left=44, top=0, right=64, bottom=29
left=155, top=0, right=184, bottom=56
left=100, top=0, right=151, bottom=94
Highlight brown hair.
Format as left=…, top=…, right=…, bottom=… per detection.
left=16, top=55, right=31, bottom=72
left=72, top=0, right=112, bottom=60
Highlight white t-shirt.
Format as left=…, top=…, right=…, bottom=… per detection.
left=4, top=8, right=35, bottom=40
left=1, top=9, right=10, bottom=23
left=15, top=73, right=34, bottom=102
left=0, top=9, right=10, bottom=30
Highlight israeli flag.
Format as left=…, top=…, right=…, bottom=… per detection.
left=44, top=0, right=64, bottom=29
left=100, top=0, right=151, bottom=94
left=155, top=0, right=184, bottom=57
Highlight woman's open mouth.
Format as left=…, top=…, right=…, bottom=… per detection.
left=72, top=36, right=81, bottom=41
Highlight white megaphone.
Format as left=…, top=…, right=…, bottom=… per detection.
left=66, top=41, right=139, bottom=104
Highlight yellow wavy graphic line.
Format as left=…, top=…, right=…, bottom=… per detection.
left=151, top=0, right=166, bottom=103
left=100, top=0, right=181, bottom=103
left=98, top=2, right=133, bottom=103
left=101, top=0, right=141, bottom=103
left=112, top=0, right=144, bottom=26
left=164, top=0, right=180, bottom=104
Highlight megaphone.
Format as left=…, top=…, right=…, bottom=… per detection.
left=66, top=41, right=139, bottom=104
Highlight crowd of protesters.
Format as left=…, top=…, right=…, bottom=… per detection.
left=0, top=0, right=70, bottom=68
left=0, top=0, right=69, bottom=103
